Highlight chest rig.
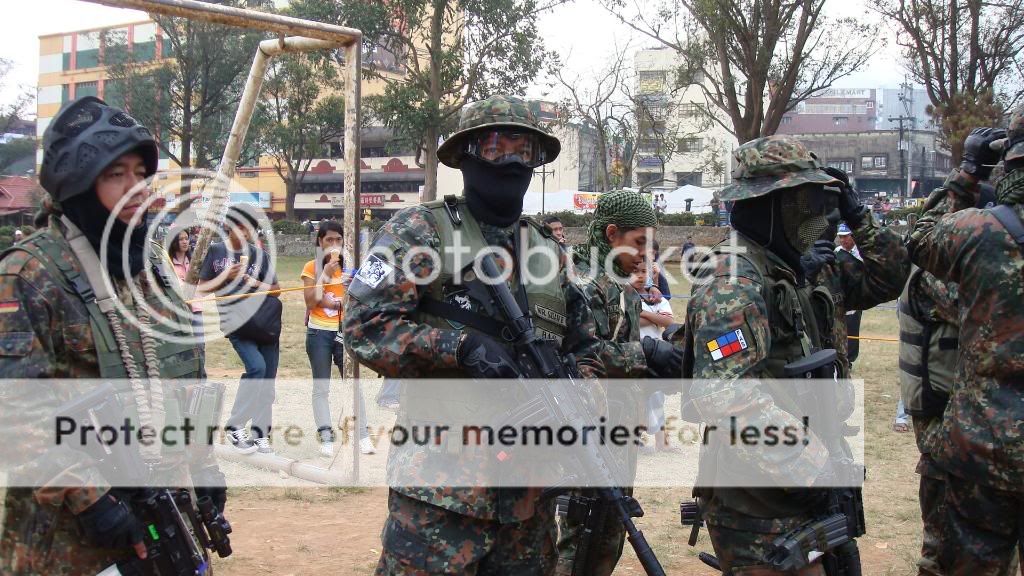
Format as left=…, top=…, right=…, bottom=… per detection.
left=4, top=221, right=204, bottom=461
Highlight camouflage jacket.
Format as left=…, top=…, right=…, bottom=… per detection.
left=570, top=257, right=647, bottom=379
left=815, top=214, right=910, bottom=376
left=908, top=171, right=1024, bottom=491
left=0, top=223, right=205, bottom=575
left=343, top=204, right=605, bottom=521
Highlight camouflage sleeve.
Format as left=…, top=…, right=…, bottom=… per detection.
left=908, top=172, right=982, bottom=283
left=912, top=270, right=959, bottom=326
left=684, top=261, right=828, bottom=479
left=576, top=276, right=647, bottom=378
left=839, top=212, right=910, bottom=310
left=561, top=275, right=605, bottom=379
left=0, top=253, right=109, bottom=514
left=342, top=206, right=462, bottom=377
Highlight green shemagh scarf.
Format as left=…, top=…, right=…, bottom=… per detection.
left=996, top=167, right=1024, bottom=206
left=573, top=190, right=658, bottom=277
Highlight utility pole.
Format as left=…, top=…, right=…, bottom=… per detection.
left=535, top=166, right=555, bottom=214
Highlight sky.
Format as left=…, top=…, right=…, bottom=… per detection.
left=1, top=0, right=912, bottom=118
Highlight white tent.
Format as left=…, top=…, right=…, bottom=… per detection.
left=655, top=185, right=717, bottom=214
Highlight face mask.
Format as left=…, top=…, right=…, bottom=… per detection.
left=62, top=189, right=148, bottom=280
left=461, top=156, right=534, bottom=226
left=780, top=185, right=835, bottom=253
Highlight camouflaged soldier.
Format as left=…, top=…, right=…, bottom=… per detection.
left=343, top=94, right=605, bottom=575
left=550, top=190, right=681, bottom=576
left=907, top=112, right=1024, bottom=576
left=681, top=135, right=879, bottom=576
left=0, top=97, right=221, bottom=575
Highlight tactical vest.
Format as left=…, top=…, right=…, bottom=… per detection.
left=1, top=225, right=204, bottom=456
left=897, top=267, right=957, bottom=418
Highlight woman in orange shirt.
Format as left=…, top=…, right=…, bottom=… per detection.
left=301, top=220, right=373, bottom=457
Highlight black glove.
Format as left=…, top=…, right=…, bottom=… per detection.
left=661, top=323, right=684, bottom=343
left=800, top=240, right=836, bottom=283
left=77, top=492, right=146, bottom=549
left=961, top=127, right=1007, bottom=180
left=458, top=332, right=522, bottom=379
left=192, top=465, right=228, bottom=514
left=642, top=336, right=683, bottom=379
left=823, top=167, right=867, bottom=229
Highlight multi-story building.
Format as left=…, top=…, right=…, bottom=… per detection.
left=776, top=88, right=878, bottom=134
left=877, top=86, right=938, bottom=132
left=793, top=130, right=952, bottom=199
left=37, top=20, right=423, bottom=220
left=632, top=47, right=735, bottom=191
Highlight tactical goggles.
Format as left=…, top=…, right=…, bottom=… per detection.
left=465, top=128, right=547, bottom=168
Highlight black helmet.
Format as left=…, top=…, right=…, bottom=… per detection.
left=40, top=96, right=159, bottom=204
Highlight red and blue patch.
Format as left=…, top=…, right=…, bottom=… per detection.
left=706, top=329, right=748, bottom=361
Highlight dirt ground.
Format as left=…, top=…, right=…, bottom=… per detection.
left=191, top=258, right=927, bottom=574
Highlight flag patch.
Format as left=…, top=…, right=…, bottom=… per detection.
left=706, top=329, right=748, bottom=361
left=0, top=302, right=19, bottom=314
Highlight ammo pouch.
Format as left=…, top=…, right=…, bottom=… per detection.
left=898, top=268, right=957, bottom=418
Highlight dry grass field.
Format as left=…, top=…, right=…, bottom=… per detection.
left=198, top=256, right=920, bottom=575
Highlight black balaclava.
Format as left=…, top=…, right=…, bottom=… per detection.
left=461, top=155, right=534, bottom=227
left=729, top=191, right=804, bottom=275
left=62, top=189, right=148, bottom=280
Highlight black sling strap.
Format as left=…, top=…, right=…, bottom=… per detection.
left=991, top=205, right=1024, bottom=248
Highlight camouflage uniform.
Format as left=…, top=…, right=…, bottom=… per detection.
left=907, top=112, right=1024, bottom=576
left=681, top=136, right=896, bottom=575
left=0, top=222, right=205, bottom=575
left=343, top=96, right=604, bottom=575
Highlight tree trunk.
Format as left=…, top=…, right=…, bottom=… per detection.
left=285, top=179, right=297, bottom=221
left=424, top=126, right=439, bottom=201
left=181, top=83, right=193, bottom=168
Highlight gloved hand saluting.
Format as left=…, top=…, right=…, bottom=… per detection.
left=458, top=332, right=522, bottom=379
left=800, top=240, right=837, bottom=283
left=77, top=491, right=148, bottom=559
left=961, top=127, right=1007, bottom=181
left=642, top=336, right=683, bottom=379
left=823, top=167, right=868, bottom=229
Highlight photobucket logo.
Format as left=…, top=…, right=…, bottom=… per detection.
left=99, top=169, right=277, bottom=346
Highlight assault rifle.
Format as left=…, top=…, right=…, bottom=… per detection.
left=479, top=254, right=666, bottom=576
left=56, top=384, right=232, bottom=576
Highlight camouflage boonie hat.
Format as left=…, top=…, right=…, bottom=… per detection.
left=720, top=135, right=841, bottom=201
left=436, top=95, right=561, bottom=168
left=1003, top=105, right=1024, bottom=164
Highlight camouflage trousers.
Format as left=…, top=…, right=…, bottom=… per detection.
left=915, top=453, right=947, bottom=576
left=551, top=490, right=626, bottom=576
left=375, top=489, right=555, bottom=575
left=938, top=474, right=1023, bottom=576
left=703, top=501, right=827, bottom=576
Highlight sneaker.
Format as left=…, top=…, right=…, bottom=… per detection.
left=319, top=441, right=335, bottom=458
left=253, top=437, right=274, bottom=454
left=359, top=437, right=376, bottom=455
left=227, top=429, right=257, bottom=454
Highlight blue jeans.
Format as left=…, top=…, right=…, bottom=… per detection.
left=225, top=335, right=279, bottom=439
left=306, top=327, right=367, bottom=442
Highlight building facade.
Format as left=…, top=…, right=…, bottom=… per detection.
left=776, top=88, right=878, bottom=135
left=793, top=130, right=952, bottom=199
left=877, top=87, right=938, bottom=132
left=632, top=47, right=735, bottom=191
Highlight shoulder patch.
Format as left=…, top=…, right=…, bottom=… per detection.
left=706, top=328, right=748, bottom=361
left=354, top=254, right=394, bottom=289
left=534, top=305, right=567, bottom=327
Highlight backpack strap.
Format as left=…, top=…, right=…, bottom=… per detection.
left=990, top=205, right=1024, bottom=248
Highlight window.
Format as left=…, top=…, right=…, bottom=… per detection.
left=75, top=81, right=98, bottom=98
left=61, top=84, right=71, bottom=103
left=679, top=103, right=701, bottom=116
left=76, top=32, right=100, bottom=69
left=638, top=139, right=660, bottom=155
left=861, top=155, right=887, bottom=170
left=637, top=70, right=665, bottom=93
left=827, top=159, right=854, bottom=173
left=637, top=172, right=661, bottom=186
left=781, top=116, right=793, bottom=125
left=677, top=137, right=703, bottom=154
left=675, top=172, right=703, bottom=187
left=833, top=116, right=849, bottom=126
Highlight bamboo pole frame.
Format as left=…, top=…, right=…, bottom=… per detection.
left=80, top=0, right=364, bottom=482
